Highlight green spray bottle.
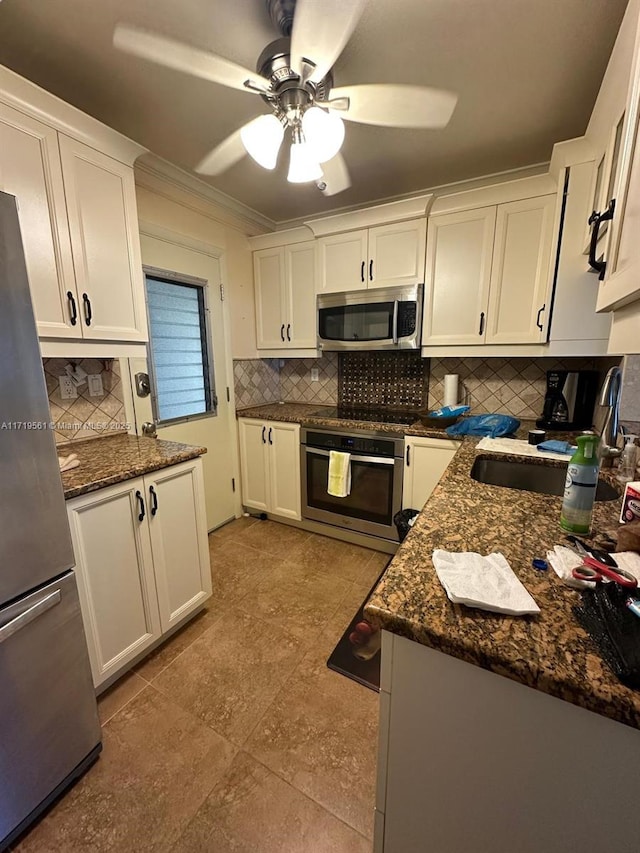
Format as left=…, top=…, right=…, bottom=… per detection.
left=560, top=434, right=600, bottom=534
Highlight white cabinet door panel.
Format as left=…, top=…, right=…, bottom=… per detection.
left=486, top=195, right=555, bottom=344
left=59, top=135, right=147, bottom=342
left=423, top=208, right=495, bottom=345
left=0, top=104, right=77, bottom=337
left=286, top=241, right=317, bottom=348
left=147, top=459, right=211, bottom=633
left=239, top=418, right=270, bottom=512
left=318, top=230, right=368, bottom=293
left=255, top=247, right=286, bottom=348
left=67, top=479, right=160, bottom=688
left=368, top=219, right=427, bottom=288
left=268, top=421, right=301, bottom=520
left=403, top=437, right=458, bottom=510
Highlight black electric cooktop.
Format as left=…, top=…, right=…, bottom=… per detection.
left=322, top=406, right=421, bottom=425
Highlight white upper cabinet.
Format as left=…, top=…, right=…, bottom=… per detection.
left=318, top=229, right=369, bottom=293
left=368, top=219, right=427, bottom=289
left=485, top=195, right=556, bottom=344
left=318, top=219, right=427, bottom=294
left=254, top=240, right=317, bottom=352
left=58, top=136, right=147, bottom=342
left=0, top=103, right=77, bottom=337
left=422, top=207, right=496, bottom=345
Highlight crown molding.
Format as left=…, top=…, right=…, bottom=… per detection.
left=304, top=195, right=434, bottom=237
left=135, top=154, right=276, bottom=236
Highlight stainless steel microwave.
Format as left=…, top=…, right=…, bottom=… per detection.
left=317, top=284, right=423, bottom=351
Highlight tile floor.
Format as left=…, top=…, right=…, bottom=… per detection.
left=14, top=519, right=389, bottom=852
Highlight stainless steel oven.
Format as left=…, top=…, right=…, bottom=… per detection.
left=301, top=427, right=404, bottom=541
left=317, top=283, right=422, bottom=351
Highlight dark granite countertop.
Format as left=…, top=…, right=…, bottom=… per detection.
left=363, top=437, right=640, bottom=730
left=60, top=434, right=206, bottom=499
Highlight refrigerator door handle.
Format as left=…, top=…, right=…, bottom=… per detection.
left=0, top=590, right=61, bottom=644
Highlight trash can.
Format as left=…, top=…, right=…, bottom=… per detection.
left=394, top=509, right=419, bottom=543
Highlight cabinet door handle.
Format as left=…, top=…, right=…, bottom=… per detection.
left=262, top=426, right=266, bottom=444
left=588, top=198, right=615, bottom=280
left=478, top=312, right=485, bottom=335
left=536, top=304, right=545, bottom=331
left=67, top=291, right=77, bottom=326
left=406, top=445, right=411, bottom=467
left=369, top=259, right=373, bottom=281
left=135, top=490, right=146, bottom=522
left=361, top=260, right=365, bottom=282
left=149, top=485, right=158, bottom=516
left=82, top=293, right=92, bottom=326
left=280, top=323, right=285, bottom=342
left=286, top=323, right=291, bottom=341
left=268, top=427, right=273, bottom=445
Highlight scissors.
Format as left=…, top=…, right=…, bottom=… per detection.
left=571, top=555, right=638, bottom=589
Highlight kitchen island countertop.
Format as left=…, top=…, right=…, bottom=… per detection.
left=59, top=434, right=206, bottom=499
left=364, top=437, right=640, bottom=730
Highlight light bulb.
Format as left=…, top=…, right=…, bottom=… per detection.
left=240, top=114, right=284, bottom=170
left=287, top=139, right=323, bottom=183
left=302, top=107, right=345, bottom=163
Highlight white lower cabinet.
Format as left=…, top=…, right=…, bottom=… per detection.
left=402, top=437, right=458, bottom=510
left=67, top=458, right=211, bottom=689
left=238, top=418, right=301, bottom=520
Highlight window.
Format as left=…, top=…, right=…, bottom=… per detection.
left=145, top=271, right=216, bottom=424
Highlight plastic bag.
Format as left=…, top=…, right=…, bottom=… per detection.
left=446, top=414, right=520, bottom=438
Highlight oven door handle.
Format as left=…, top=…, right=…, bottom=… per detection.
left=304, top=447, right=396, bottom=466
left=392, top=300, right=399, bottom=344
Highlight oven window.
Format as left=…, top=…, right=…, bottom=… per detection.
left=319, top=303, right=394, bottom=342
left=306, top=453, right=394, bottom=525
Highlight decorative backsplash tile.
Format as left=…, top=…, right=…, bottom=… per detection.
left=428, top=356, right=620, bottom=420
left=43, top=358, right=128, bottom=444
left=280, top=353, right=338, bottom=405
left=233, top=358, right=281, bottom=408
left=339, top=351, right=428, bottom=410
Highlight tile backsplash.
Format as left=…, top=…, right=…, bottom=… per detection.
left=339, top=351, right=428, bottom=409
left=43, top=358, right=128, bottom=444
left=233, top=358, right=281, bottom=408
left=280, top=353, right=338, bottom=405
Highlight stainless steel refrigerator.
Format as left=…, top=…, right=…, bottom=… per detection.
left=0, top=191, right=101, bottom=850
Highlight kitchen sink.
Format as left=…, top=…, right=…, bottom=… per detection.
left=470, top=456, right=620, bottom=502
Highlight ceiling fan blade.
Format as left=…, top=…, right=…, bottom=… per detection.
left=290, top=0, right=367, bottom=84
left=329, top=84, right=458, bottom=128
left=113, top=24, right=271, bottom=94
left=195, top=127, right=247, bottom=176
left=318, top=152, right=351, bottom=196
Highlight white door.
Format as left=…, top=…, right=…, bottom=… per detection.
left=268, top=421, right=301, bottom=520
left=485, top=195, right=556, bottom=344
left=368, top=219, right=427, bottom=289
left=422, top=207, right=496, bottom=345
left=238, top=418, right=270, bottom=512
left=317, top=230, right=368, bottom=293
left=129, top=233, right=236, bottom=531
left=146, top=459, right=211, bottom=633
left=403, top=437, right=458, bottom=510
left=285, top=241, right=317, bottom=348
left=58, top=135, right=147, bottom=342
left=254, top=247, right=286, bottom=348
left=0, top=104, right=78, bottom=338
left=67, top=478, right=160, bottom=688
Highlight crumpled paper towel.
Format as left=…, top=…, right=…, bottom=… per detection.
left=547, top=546, right=640, bottom=589
left=432, top=549, right=540, bottom=615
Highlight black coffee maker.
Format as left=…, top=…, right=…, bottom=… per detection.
left=537, top=370, right=599, bottom=430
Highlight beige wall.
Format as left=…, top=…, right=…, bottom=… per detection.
left=134, top=180, right=260, bottom=360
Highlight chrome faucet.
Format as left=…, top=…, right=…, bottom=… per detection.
left=598, top=366, right=623, bottom=467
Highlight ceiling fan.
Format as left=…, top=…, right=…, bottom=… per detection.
left=114, top=0, right=458, bottom=196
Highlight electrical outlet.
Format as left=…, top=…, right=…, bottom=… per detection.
left=59, top=375, right=77, bottom=400
left=310, top=368, right=319, bottom=382
left=87, top=374, right=104, bottom=397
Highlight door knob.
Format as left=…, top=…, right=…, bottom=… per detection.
left=141, top=422, right=157, bottom=438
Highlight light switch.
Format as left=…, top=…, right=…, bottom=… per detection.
left=311, top=368, right=319, bottom=382
left=87, top=374, right=104, bottom=397
left=59, top=376, right=77, bottom=400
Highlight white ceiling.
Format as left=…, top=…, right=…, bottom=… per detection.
left=0, top=0, right=628, bottom=224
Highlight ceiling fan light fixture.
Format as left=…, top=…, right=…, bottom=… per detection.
left=287, top=136, right=324, bottom=183
left=240, top=114, right=284, bottom=170
left=302, top=106, right=345, bottom=163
